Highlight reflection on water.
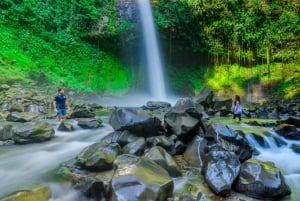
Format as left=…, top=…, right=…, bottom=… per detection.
left=0, top=118, right=113, bottom=199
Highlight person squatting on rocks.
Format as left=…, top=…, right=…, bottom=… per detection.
left=53, top=88, right=70, bottom=121
left=233, top=95, right=242, bottom=122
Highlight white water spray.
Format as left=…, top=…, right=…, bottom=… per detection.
left=137, top=0, right=167, bottom=100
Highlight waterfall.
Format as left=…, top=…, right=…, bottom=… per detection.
left=137, top=0, right=167, bottom=100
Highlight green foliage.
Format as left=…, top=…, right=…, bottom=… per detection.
left=204, top=63, right=300, bottom=98
left=153, top=0, right=300, bottom=65
left=0, top=24, right=133, bottom=95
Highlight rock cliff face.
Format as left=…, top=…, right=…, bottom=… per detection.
left=117, top=0, right=138, bottom=23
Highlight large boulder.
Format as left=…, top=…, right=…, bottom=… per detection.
left=192, top=87, right=214, bottom=110
left=123, top=137, right=146, bottom=156
left=280, top=116, right=300, bottom=127
left=144, top=146, right=181, bottom=177
left=57, top=121, right=76, bottom=132
left=102, top=130, right=140, bottom=147
left=234, top=159, right=291, bottom=199
left=6, top=112, right=39, bottom=122
left=111, top=154, right=173, bottom=201
left=13, top=122, right=55, bottom=144
left=76, top=142, right=122, bottom=171
left=274, top=123, right=300, bottom=139
left=109, top=108, right=162, bottom=137
left=213, top=98, right=232, bottom=111
left=77, top=119, right=103, bottom=129
left=183, top=135, right=206, bottom=167
left=164, top=98, right=203, bottom=141
left=204, top=123, right=253, bottom=162
left=201, top=150, right=240, bottom=196
left=70, top=108, right=95, bottom=118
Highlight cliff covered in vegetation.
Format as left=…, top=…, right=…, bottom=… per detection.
left=0, top=0, right=299, bottom=98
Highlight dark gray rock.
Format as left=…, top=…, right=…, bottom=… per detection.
left=58, top=121, right=75, bottom=132
left=111, top=154, right=173, bottom=201
left=102, top=130, right=140, bottom=147
left=109, top=108, right=162, bottom=137
left=70, top=108, right=95, bottom=118
left=164, top=98, right=203, bottom=141
left=183, top=136, right=206, bottom=167
left=192, top=87, right=214, bottom=110
left=213, top=98, right=232, bottom=111
left=6, top=112, right=39, bottom=122
left=123, top=137, right=146, bottom=156
left=78, top=119, right=103, bottom=129
left=204, top=123, right=253, bottom=162
left=281, top=116, right=300, bottom=127
left=274, top=123, right=300, bottom=139
left=0, top=124, right=13, bottom=141
left=13, top=122, right=55, bottom=144
left=146, top=135, right=175, bottom=153
left=145, top=146, right=181, bottom=177
left=201, top=150, right=240, bottom=196
left=76, top=142, right=121, bottom=171
left=234, top=159, right=291, bottom=199
left=144, top=101, right=171, bottom=110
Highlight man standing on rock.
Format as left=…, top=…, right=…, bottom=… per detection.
left=53, top=88, right=70, bottom=121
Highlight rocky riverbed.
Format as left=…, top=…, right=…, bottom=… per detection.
left=0, top=84, right=300, bottom=201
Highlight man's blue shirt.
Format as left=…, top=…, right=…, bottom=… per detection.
left=54, top=94, right=67, bottom=109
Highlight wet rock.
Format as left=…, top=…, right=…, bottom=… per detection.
left=174, top=140, right=186, bottom=155
left=13, top=122, right=55, bottom=144
left=111, top=154, right=173, bottom=201
left=291, top=144, right=300, bottom=153
left=76, top=142, right=122, bottom=171
left=213, top=98, right=232, bottom=111
left=204, top=123, right=253, bottom=162
left=102, top=130, right=140, bottom=146
left=183, top=136, right=206, bottom=167
left=72, top=172, right=111, bottom=200
left=256, top=107, right=268, bottom=119
left=25, top=104, right=44, bottom=113
left=234, top=159, right=291, bottom=199
left=201, top=150, right=240, bottom=196
left=70, top=108, right=95, bottom=118
left=146, top=135, right=175, bottom=153
left=109, top=108, right=162, bottom=137
left=145, top=146, right=181, bottom=177
left=274, top=123, right=300, bottom=140
left=192, top=87, right=214, bottom=110
left=0, top=124, right=13, bottom=141
left=164, top=98, right=203, bottom=141
left=145, top=101, right=171, bottom=110
left=58, top=121, right=76, bottom=132
left=9, top=103, right=25, bottom=112
left=123, top=137, right=146, bottom=156
left=281, top=116, right=300, bottom=127
left=6, top=112, right=39, bottom=122
left=0, top=185, right=51, bottom=201
left=78, top=119, right=103, bottom=129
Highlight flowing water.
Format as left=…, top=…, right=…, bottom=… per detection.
left=0, top=118, right=113, bottom=200
left=137, top=0, right=167, bottom=101
left=1, top=116, right=300, bottom=200
left=228, top=122, right=300, bottom=200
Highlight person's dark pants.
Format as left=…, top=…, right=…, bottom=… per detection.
left=233, top=113, right=241, bottom=121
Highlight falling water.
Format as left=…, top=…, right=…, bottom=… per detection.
left=137, top=0, right=167, bottom=100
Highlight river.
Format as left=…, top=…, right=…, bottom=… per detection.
left=1, top=117, right=300, bottom=200
left=0, top=117, right=113, bottom=200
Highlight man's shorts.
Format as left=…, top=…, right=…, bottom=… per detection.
left=57, top=109, right=67, bottom=116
